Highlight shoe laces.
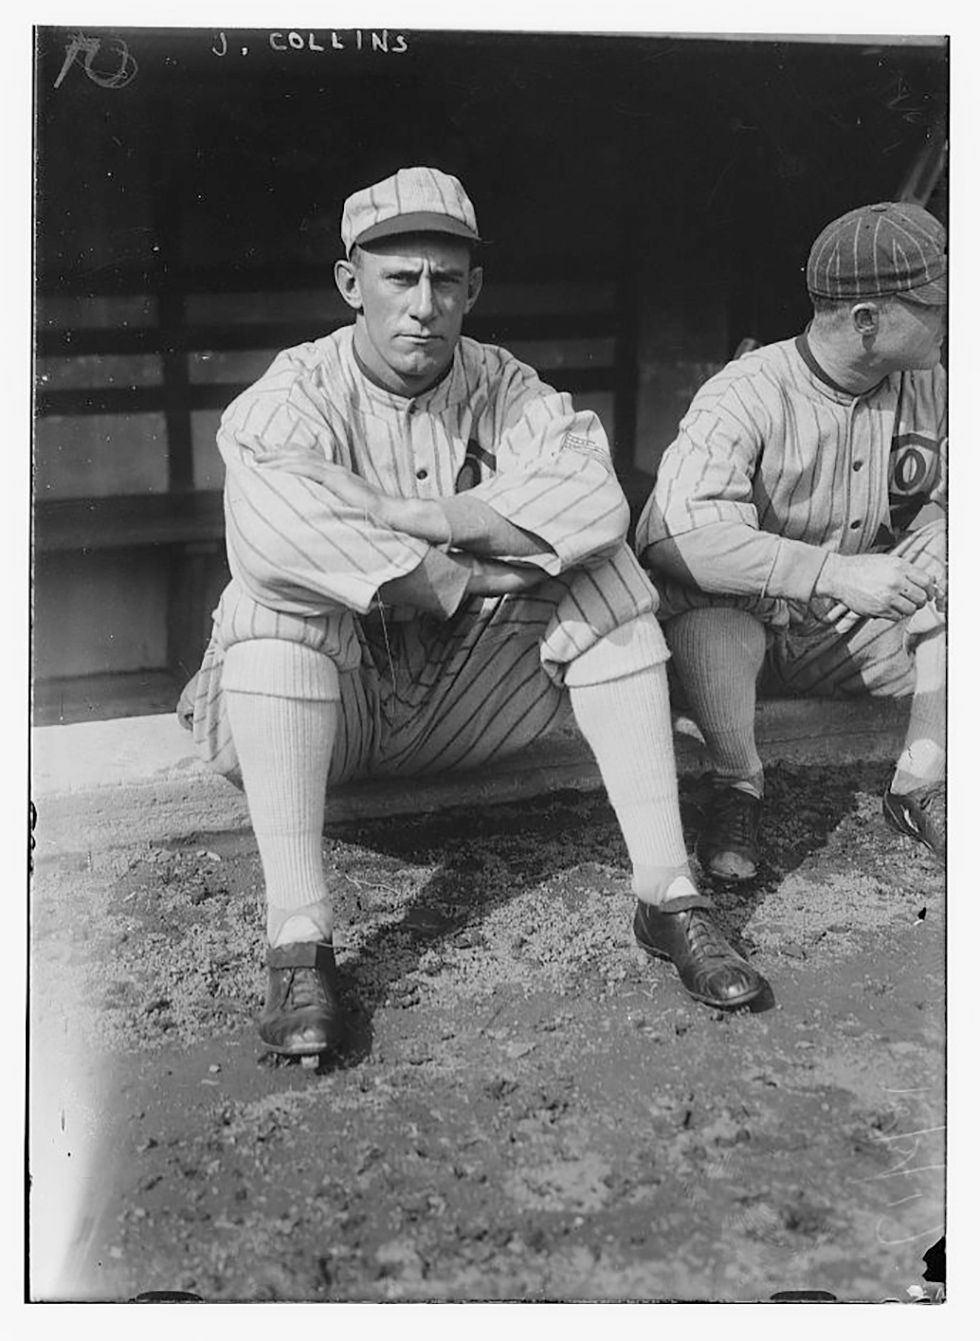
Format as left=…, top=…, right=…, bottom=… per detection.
left=711, top=788, right=759, bottom=843
left=282, top=966, right=327, bottom=1012
left=685, top=908, right=735, bottom=962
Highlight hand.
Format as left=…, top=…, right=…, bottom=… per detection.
left=252, top=449, right=394, bottom=521
left=456, top=553, right=547, bottom=596
left=815, top=552, right=938, bottom=620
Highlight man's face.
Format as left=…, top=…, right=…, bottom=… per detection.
left=336, top=235, right=482, bottom=394
left=875, top=296, right=947, bottom=371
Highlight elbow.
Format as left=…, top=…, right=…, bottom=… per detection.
left=610, top=490, right=630, bottom=540
left=644, top=537, right=697, bottom=586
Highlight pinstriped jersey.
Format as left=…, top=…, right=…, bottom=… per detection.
left=219, top=325, right=634, bottom=620
left=636, top=334, right=946, bottom=604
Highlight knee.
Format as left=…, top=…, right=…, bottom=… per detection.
left=563, top=613, right=668, bottom=688
left=223, top=640, right=342, bottom=701
left=900, top=516, right=947, bottom=571
left=666, top=607, right=767, bottom=668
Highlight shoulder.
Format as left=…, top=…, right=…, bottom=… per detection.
left=904, top=363, right=946, bottom=398
left=456, top=336, right=555, bottom=400
left=284, top=328, right=351, bottom=376
left=894, top=362, right=946, bottom=419
left=461, top=340, right=544, bottom=383
left=684, top=340, right=795, bottom=420
left=223, top=330, right=352, bottom=427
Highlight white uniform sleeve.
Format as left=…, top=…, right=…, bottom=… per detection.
left=219, top=348, right=435, bottom=617
left=637, top=371, right=828, bottom=602
left=459, top=353, right=630, bottom=574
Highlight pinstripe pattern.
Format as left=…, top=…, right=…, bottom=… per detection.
left=763, top=520, right=946, bottom=698
left=638, top=335, right=946, bottom=633
left=636, top=334, right=946, bottom=696
left=806, top=202, right=946, bottom=303
left=190, top=326, right=661, bottom=784
left=194, top=553, right=658, bottom=787
left=341, top=167, right=480, bottom=253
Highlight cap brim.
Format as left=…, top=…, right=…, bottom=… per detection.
left=351, top=211, right=481, bottom=252
left=897, top=274, right=947, bottom=306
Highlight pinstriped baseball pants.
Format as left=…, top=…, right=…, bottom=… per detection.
left=659, top=519, right=946, bottom=700
left=187, top=551, right=665, bottom=789
left=763, top=519, right=946, bottom=698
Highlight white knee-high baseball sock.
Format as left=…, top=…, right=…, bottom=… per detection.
left=666, top=608, right=767, bottom=797
left=892, top=625, right=946, bottom=794
left=223, top=641, right=341, bottom=947
left=568, top=653, right=697, bottom=908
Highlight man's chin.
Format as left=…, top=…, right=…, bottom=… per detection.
left=398, top=350, right=452, bottom=381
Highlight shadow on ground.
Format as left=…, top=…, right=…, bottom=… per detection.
left=30, top=759, right=945, bottom=1303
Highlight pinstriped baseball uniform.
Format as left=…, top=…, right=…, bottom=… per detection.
left=189, top=325, right=661, bottom=783
left=636, top=331, right=946, bottom=696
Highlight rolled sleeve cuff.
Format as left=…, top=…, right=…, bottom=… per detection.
left=765, top=537, right=832, bottom=603
left=473, top=468, right=628, bottom=572
left=377, top=547, right=472, bottom=619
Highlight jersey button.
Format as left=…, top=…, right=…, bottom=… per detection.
left=416, top=468, right=428, bottom=481
left=850, top=519, right=862, bottom=529
left=852, top=460, right=864, bottom=472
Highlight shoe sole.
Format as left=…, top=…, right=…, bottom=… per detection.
left=258, top=1021, right=346, bottom=1057
left=696, top=841, right=758, bottom=885
left=634, top=937, right=763, bottom=1009
left=260, top=1039, right=332, bottom=1057
left=703, top=865, right=758, bottom=886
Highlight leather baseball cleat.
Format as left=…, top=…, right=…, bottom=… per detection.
left=882, top=783, right=945, bottom=862
left=258, top=941, right=348, bottom=1055
left=634, top=895, right=768, bottom=1009
left=697, top=786, right=762, bottom=884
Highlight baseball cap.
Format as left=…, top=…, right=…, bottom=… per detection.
left=806, top=201, right=947, bottom=306
left=341, top=166, right=481, bottom=255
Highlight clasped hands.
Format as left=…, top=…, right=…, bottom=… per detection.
left=815, top=550, right=947, bottom=621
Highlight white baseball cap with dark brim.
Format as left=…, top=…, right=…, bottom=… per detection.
left=342, top=166, right=481, bottom=255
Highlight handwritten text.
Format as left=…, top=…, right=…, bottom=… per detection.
left=211, top=30, right=409, bottom=58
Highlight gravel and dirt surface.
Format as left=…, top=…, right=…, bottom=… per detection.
left=30, top=760, right=945, bottom=1304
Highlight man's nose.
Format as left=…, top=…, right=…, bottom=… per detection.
left=410, top=276, right=436, bottom=321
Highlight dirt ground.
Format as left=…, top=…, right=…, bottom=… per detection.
left=29, top=760, right=945, bottom=1304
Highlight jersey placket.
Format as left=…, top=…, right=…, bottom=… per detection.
left=842, top=396, right=874, bottom=553
left=403, top=399, right=431, bottom=497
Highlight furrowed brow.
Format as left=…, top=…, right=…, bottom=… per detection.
left=381, top=264, right=424, bottom=281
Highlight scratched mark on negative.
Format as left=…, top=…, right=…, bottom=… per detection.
left=53, top=32, right=138, bottom=90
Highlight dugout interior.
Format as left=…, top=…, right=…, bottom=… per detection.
left=32, top=28, right=948, bottom=724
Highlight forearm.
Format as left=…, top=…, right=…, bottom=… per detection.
left=225, top=466, right=431, bottom=616
left=645, top=522, right=829, bottom=603
left=390, top=495, right=553, bottom=559
left=376, top=547, right=472, bottom=616
left=378, top=548, right=548, bottom=612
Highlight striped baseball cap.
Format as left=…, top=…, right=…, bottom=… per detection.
left=341, top=167, right=481, bottom=256
left=806, top=201, right=947, bottom=306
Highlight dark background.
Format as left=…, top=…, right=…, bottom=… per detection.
left=36, top=29, right=948, bottom=337
left=33, top=27, right=948, bottom=720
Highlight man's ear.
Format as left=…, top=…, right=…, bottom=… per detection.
left=851, top=302, right=880, bottom=337
left=335, top=258, right=363, bottom=311
left=465, top=265, right=484, bottom=314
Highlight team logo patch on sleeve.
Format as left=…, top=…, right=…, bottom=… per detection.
left=561, top=432, right=609, bottom=464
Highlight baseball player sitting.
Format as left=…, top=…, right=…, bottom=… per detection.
left=636, top=201, right=947, bottom=886
left=180, top=166, right=770, bottom=1058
